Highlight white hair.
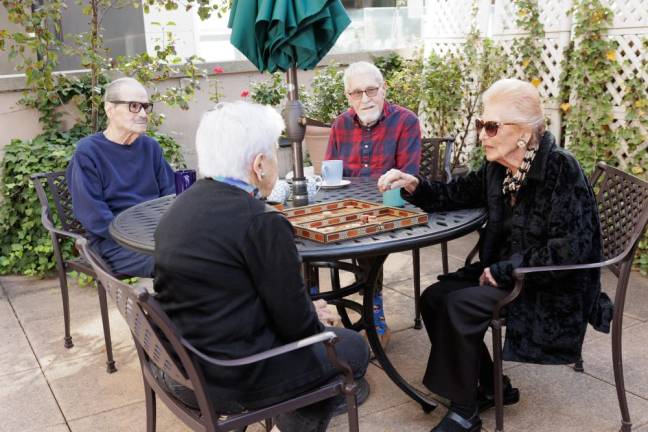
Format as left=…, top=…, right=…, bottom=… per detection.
left=104, top=77, right=147, bottom=102
left=195, top=101, right=285, bottom=181
left=482, top=78, right=545, bottom=133
left=343, top=61, right=384, bottom=92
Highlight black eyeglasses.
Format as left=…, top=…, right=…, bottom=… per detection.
left=475, top=118, right=518, bottom=137
left=347, top=86, right=380, bottom=101
left=109, top=100, right=154, bottom=114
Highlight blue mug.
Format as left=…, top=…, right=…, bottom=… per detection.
left=382, top=187, right=405, bottom=207
left=174, top=169, right=196, bottom=195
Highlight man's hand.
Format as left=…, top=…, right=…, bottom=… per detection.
left=313, top=299, right=340, bottom=327
left=479, top=267, right=499, bottom=287
left=377, top=169, right=419, bottom=194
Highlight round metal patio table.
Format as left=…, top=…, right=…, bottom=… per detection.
left=110, top=177, right=487, bottom=412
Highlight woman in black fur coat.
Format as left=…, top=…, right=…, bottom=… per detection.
left=378, top=78, right=612, bottom=432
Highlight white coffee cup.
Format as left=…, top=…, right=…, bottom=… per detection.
left=322, top=160, right=343, bottom=185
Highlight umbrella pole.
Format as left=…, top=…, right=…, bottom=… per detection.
left=285, top=66, right=309, bottom=206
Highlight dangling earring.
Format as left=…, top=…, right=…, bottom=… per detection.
left=516, top=138, right=527, bottom=149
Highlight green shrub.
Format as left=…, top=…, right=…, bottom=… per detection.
left=303, top=62, right=347, bottom=124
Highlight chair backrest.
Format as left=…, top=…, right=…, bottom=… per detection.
left=31, top=171, right=86, bottom=235
left=76, top=238, right=221, bottom=427
left=591, top=162, right=648, bottom=270
left=420, top=137, right=454, bottom=182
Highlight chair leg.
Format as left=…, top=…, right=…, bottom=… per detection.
left=52, top=236, right=73, bottom=348
left=612, top=266, right=633, bottom=432
left=144, top=382, right=157, bottom=432
left=264, top=418, right=273, bottom=431
left=492, top=321, right=504, bottom=432
left=96, top=281, right=117, bottom=373
left=346, top=391, right=360, bottom=432
left=412, top=248, right=422, bottom=329
left=441, top=241, right=449, bottom=275
left=573, top=356, right=584, bottom=373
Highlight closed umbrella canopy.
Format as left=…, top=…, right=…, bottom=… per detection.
left=228, top=0, right=350, bottom=72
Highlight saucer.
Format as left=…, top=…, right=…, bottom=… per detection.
left=321, top=179, right=351, bottom=189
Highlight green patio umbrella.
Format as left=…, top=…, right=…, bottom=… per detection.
left=229, top=0, right=350, bottom=72
left=228, top=0, right=350, bottom=205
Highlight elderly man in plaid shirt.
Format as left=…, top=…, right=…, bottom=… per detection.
left=325, top=61, right=422, bottom=348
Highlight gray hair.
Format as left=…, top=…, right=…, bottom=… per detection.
left=482, top=78, right=546, bottom=136
left=195, top=101, right=285, bottom=181
left=104, top=77, right=147, bottom=103
left=343, top=61, right=384, bottom=92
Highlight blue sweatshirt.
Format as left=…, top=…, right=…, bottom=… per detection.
left=66, top=132, right=175, bottom=246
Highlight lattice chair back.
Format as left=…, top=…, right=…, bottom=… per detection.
left=77, top=238, right=190, bottom=385
left=419, top=137, right=454, bottom=182
left=591, top=162, right=648, bottom=269
left=32, top=171, right=86, bottom=235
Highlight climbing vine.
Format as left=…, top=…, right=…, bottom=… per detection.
left=512, top=0, right=545, bottom=85
left=559, top=0, right=618, bottom=174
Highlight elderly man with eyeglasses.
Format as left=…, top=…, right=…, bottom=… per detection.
left=67, top=77, right=175, bottom=277
left=324, top=61, right=422, bottom=348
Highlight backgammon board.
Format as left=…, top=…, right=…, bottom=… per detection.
left=284, top=199, right=428, bottom=243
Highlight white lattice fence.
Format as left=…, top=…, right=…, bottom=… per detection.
left=420, top=0, right=648, bottom=170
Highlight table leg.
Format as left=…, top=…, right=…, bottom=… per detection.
left=361, top=255, right=437, bottom=413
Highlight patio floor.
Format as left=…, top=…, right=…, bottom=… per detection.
left=2, top=232, right=648, bottom=432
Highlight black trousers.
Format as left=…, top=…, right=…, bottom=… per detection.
left=420, top=278, right=509, bottom=404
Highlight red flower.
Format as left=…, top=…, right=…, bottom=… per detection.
left=212, top=66, right=224, bottom=74
left=240, top=89, right=250, bottom=97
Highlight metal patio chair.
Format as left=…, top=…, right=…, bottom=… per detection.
left=31, top=171, right=117, bottom=373
left=411, top=136, right=455, bottom=328
left=488, top=162, right=648, bottom=432
left=76, top=237, right=361, bottom=432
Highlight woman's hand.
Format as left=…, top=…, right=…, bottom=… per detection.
left=479, top=267, right=499, bottom=287
left=377, top=169, right=419, bottom=194
left=313, top=299, right=340, bottom=326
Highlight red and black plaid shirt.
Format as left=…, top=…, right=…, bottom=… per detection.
left=324, top=102, right=421, bottom=177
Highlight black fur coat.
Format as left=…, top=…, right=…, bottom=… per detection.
left=404, top=131, right=611, bottom=364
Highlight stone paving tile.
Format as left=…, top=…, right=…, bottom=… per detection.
left=0, top=368, right=66, bottom=431
left=68, top=400, right=190, bottom=432
left=44, top=350, right=142, bottom=421
left=329, top=400, right=447, bottom=432
left=479, top=362, right=648, bottom=432
left=20, top=302, right=134, bottom=371
left=0, top=275, right=60, bottom=298
left=0, top=319, right=40, bottom=378
left=635, top=420, right=648, bottom=431
left=581, top=321, right=648, bottom=400
left=8, top=281, right=100, bottom=325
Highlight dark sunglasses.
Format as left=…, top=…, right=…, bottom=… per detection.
left=109, top=100, right=154, bottom=114
left=347, top=86, right=380, bottom=100
left=475, top=118, right=518, bottom=137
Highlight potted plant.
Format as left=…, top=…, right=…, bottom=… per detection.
left=303, top=62, right=348, bottom=174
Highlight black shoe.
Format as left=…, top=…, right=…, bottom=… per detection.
left=477, top=375, right=520, bottom=413
left=331, top=377, right=370, bottom=417
left=431, top=410, right=482, bottom=432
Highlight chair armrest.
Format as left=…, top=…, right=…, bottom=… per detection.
left=40, top=209, right=84, bottom=241
left=512, top=257, right=620, bottom=279
left=492, top=257, right=620, bottom=321
left=181, top=331, right=338, bottom=367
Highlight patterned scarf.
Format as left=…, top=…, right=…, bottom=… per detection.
left=502, top=146, right=538, bottom=200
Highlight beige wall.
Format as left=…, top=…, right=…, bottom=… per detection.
left=0, top=50, right=404, bottom=171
